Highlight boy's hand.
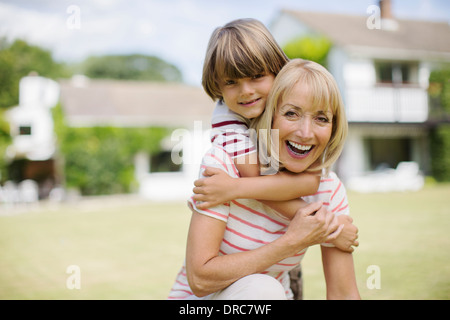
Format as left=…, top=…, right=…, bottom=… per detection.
left=192, top=167, right=237, bottom=209
left=330, top=215, right=359, bottom=253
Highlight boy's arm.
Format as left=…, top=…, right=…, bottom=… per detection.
left=193, top=160, right=359, bottom=253
left=236, top=153, right=321, bottom=199
left=193, top=164, right=321, bottom=208
left=332, top=215, right=359, bottom=252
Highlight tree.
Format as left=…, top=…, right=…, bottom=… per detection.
left=0, top=38, right=68, bottom=182
left=81, top=54, right=182, bottom=82
left=283, top=35, right=332, bottom=67
left=0, top=38, right=68, bottom=109
left=428, top=69, right=450, bottom=181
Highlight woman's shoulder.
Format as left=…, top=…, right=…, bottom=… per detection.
left=315, top=171, right=347, bottom=200
left=320, top=171, right=341, bottom=185
left=201, top=145, right=240, bottom=178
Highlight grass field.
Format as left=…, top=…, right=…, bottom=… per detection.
left=0, top=185, right=449, bottom=300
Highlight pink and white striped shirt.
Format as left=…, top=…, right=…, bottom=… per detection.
left=168, top=145, right=349, bottom=300
left=210, top=101, right=256, bottom=159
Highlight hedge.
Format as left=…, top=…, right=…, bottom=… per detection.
left=53, top=104, right=169, bottom=195
left=429, top=69, right=450, bottom=181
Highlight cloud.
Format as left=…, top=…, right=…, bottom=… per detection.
left=1, top=0, right=447, bottom=85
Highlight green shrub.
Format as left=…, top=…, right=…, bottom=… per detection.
left=283, top=35, right=331, bottom=67
left=53, top=104, right=169, bottom=195
left=430, top=125, right=450, bottom=182
left=428, top=69, right=450, bottom=181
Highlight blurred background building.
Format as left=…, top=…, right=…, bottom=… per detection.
left=1, top=0, right=449, bottom=202
left=270, top=0, right=450, bottom=192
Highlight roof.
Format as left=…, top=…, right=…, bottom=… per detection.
left=59, top=78, right=214, bottom=128
left=279, top=9, right=450, bottom=58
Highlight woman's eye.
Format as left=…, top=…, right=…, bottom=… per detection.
left=252, top=74, right=264, bottom=80
left=284, top=111, right=298, bottom=118
left=316, top=116, right=330, bottom=124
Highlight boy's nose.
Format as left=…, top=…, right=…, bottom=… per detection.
left=240, top=80, right=255, bottom=95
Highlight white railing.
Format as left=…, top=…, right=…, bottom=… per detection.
left=345, top=85, right=428, bottom=123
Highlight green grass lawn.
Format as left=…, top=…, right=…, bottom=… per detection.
left=0, top=185, right=449, bottom=300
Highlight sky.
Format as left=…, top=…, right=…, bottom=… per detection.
left=0, top=0, right=449, bottom=85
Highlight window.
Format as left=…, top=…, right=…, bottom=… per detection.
left=19, top=126, right=32, bottom=135
left=150, top=150, right=182, bottom=173
left=375, top=61, right=418, bottom=84
left=366, top=137, right=412, bottom=170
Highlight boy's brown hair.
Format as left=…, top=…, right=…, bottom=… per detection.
left=202, top=18, right=289, bottom=101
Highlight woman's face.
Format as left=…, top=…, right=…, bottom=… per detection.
left=272, top=82, right=333, bottom=173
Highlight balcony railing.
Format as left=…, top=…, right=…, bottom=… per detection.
left=345, top=84, right=428, bottom=123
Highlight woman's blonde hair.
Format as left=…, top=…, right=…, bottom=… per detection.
left=202, top=18, right=289, bottom=101
left=252, top=59, right=348, bottom=175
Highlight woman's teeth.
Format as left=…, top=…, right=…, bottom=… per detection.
left=287, top=141, right=312, bottom=154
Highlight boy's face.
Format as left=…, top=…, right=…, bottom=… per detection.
left=219, top=73, right=275, bottom=119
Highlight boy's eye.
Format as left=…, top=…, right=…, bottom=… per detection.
left=224, top=79, right=236, bottom=86
left=252, top=74, right=264, bottom=79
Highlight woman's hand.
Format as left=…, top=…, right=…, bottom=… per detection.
left=282, top=201, right=344, bottom=254
left=330, top=215, right=359, bottom=253
left=193, top=167, right=238, bottom=209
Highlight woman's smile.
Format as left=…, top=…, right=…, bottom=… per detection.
left=285, top=140, right=314, bottom=159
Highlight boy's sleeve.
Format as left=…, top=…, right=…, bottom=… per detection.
left=210, top=101, right=256, bottom=160
left=187, top=146, right=238, bottom=223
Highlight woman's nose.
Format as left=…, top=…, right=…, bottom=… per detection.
left=296, top=117, right=314, bottom=140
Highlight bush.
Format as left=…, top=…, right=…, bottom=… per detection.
left=282, top=35, right=331, bottom=67
left=428, top=69, right=450, bottom=182
left=430, top=125, right=450, bottom=182
left=53, top=104, right=169, bottom=195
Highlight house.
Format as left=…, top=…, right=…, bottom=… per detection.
left=58, top=76, right=215, bottom=201
left=5, top=74, right=60, bottom=201
left=5, top=75, right=215, bottom=202
left=270, top=0, right=450, bottom=191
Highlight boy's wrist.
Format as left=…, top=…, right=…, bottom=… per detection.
left=229, top=177, right=242, bottom=200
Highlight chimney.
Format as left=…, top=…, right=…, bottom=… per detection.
left=379, top=0, right=393, bottom=20
left=379, top=0, right=398, bottom=31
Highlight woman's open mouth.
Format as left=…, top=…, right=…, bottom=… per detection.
left=286, top=140, right=313, bottom=158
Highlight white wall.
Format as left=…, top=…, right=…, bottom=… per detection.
left=6, top=76, right=59, bottom=161
left=137, top=123, right=212, bottom=201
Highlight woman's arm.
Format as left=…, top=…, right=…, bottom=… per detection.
left=186, top=201, right=343, bottom=297
left=321, top=246, right=361, bottom=300
left=193, top=166, right=320, bottom=209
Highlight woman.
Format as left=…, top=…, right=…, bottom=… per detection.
left=168, top=59, right=360, bottom=300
